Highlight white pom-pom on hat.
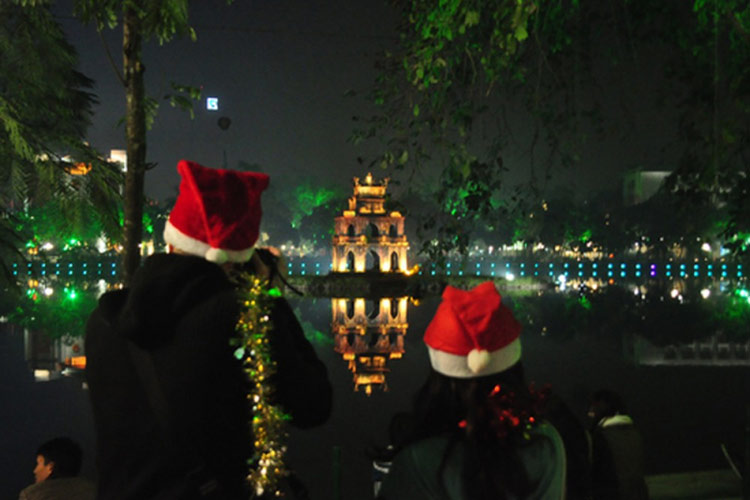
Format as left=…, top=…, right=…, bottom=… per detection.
left=205, top=248, right=228, bottom=264
left=467, top=349, right=491, bottom=374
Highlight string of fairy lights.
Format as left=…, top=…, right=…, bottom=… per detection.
left=232, top=274, right=289, bottom=498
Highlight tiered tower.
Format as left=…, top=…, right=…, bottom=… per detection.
left=332, top=173, right=408, bottom=273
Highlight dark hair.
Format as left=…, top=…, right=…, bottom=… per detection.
left=590, top=389, right=626, bottom=419
left=36, top=437, right=83, bottom=478
left=390, top=363, right=548, bottom=500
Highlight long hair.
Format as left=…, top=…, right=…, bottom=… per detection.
left=391, top=363, right=548, bottom=500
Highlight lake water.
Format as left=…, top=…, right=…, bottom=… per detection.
left=2, top=289, right=749, bottom=499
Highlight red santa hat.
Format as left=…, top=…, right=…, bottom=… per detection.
left=163, top=160, right=269, bottom=264
left=424, top=281, right=522, bottom=378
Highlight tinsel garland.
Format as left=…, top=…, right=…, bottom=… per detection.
left=232, top=273, right=289, bottom=498
left=458, top=383, right=550, bottom=441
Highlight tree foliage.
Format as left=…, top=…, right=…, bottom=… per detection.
left=0, top=2, right=122, bottom=288
left=357, top=0, right=750, bottom=260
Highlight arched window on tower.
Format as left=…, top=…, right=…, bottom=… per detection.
left=390, top=252, right=399, bottom=272
left=347, top=224, right=355, bottom=237
left=366, top=223, right=379, bottom=239
left=346, top=251, right=355, bottom=272
left=366, top=250, right=380, bottom=271
left=389, top=224, right=398, bottom=238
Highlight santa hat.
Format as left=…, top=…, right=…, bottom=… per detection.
left=424, top=281, right=522, bottom=378
left=163, top=160, right=269, bottom=264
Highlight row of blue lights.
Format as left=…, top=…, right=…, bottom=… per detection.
left=285, top=261, right=744, bottom=279
left=12, top=260, right=745, bottom=280
left=286, top=261, right=328, bottom=276
left=12, top=261, right=119, bottom=277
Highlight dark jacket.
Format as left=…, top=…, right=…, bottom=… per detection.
left=19, top=477, right=95, bottom=500
left=85, top=253, right=332, bottom=499
left=377, top=422, right=566, bottom=500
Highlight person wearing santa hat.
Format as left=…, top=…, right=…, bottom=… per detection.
left=377, top=281, right=566, bottom=500
left=85, top=160, right=332, bottom=499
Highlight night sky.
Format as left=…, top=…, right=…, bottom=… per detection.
left=55, top=0, right=399, bottom=202
left=53, top=0, right=683, bottom=206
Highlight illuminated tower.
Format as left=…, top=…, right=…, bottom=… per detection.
left=332, top=173, right=408, bottom=273
left=331, top=297, right=409, bottom=395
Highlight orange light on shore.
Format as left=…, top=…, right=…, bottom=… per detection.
left=68, top=162, right=92, bottom=175
left=403, top=264, right=420, bottom=276
left=65, top=356, right=86, bottom=369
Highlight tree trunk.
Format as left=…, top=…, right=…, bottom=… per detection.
left=122, top=2, right=146, bottom=285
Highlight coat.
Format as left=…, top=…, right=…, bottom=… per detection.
left=85, top=253, right=332, bottom=499
left=377, top=421, right=567, bottom=500
left=18, top=477, right=95, bottom=500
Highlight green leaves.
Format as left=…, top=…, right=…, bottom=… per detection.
left=163, top=82, right=202, bottom=119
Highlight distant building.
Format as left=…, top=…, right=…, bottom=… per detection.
left=21, top=326, right=86, bottom=383
left=332, top=173, right=409, bottom=273
left=623, top=169, right=671, bottom=206
left=331, top=297, right=408, bottom=395
left=632, top=335, right=750, bottom=366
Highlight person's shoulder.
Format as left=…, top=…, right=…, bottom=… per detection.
left=395, top=434, right=456, bottom=467
left=19, top=477, right=95, bottom=500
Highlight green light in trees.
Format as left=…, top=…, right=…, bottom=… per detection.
left=736, top=288, right=750, bottom=305
left=290, top=183, right=339, bottom=228
left=579, top=229, right=592, bottom=243
left=63, top=287, right=78, bottom=300
left=579, top=296, right=592, bottom=310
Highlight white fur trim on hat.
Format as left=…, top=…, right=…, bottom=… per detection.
left=427, top=337, right=522, bottom=378
left=164, top=221, right=254, bottom=263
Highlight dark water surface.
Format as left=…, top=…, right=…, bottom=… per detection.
left=1, top=293, right=749, bottom=499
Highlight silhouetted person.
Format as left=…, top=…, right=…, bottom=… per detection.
left=19, top=437, right=95, bottom=500
left=378, top=282, right=566, bottom=500
left=86, top=160, right=332, bottom=499
left=588, top=389, right=649, bottom=500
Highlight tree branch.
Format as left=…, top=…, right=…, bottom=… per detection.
left=98, top=28, right=125, bottom=86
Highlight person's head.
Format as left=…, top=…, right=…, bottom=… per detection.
left=163, top=160, right=269, bottom=265
left=34, top=437, right=83, bottom=482
left=588, top=389, right=626, bottom=425
left=411, top=282, right=530, bottom=434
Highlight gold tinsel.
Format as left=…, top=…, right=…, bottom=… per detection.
left=232, top=274, right=289, bottom=497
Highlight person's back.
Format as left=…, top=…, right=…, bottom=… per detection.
left=377, top=283, right=566, bottom=500
left=86, top=253, right=251, bottom=499
left=379, top=421, right=565, bottom=500
left=589, top=390, right=648, bottom=500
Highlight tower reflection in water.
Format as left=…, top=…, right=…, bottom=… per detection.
left=331, top=297, right=409, bottom=395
